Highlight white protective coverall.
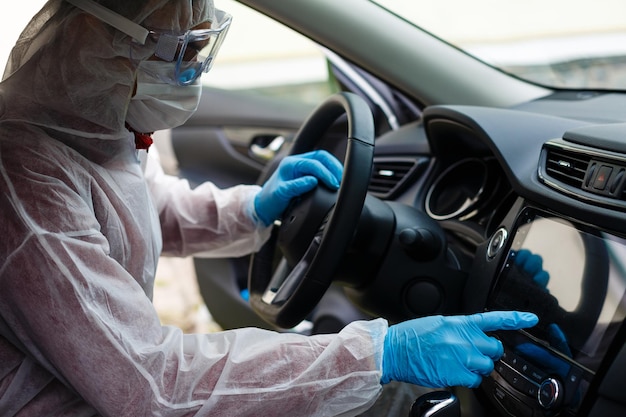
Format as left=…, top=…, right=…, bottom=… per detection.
left=0, top=0, right=387, bottom=415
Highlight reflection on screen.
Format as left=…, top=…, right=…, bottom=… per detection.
left=490, top=212, right=626, bottom=371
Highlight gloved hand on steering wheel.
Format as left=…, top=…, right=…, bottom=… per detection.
left=381, top=311, right=539, bottom=388
left=254, top=150, right=343, bottom=226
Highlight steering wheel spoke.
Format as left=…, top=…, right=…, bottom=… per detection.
left=266, top=236, right=322, bottom=305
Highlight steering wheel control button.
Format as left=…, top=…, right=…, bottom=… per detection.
left=538, top=378, right=562, bottom=409
left=487, top=227, right=508, bottom=259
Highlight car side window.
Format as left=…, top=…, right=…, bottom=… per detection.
left=204, top=0, right=339, bottom=105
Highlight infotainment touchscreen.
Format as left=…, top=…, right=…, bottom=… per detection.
left=488, top=207, right=626, bottom=373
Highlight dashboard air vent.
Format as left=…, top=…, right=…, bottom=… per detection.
left=540, top=139, right=626, bottom=210
left=544, top=147, right=591, bottom=188
left=368, top=157, right=425, bottom=199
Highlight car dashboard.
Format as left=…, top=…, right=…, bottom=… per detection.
left=369, top=91, right=626, bottom=416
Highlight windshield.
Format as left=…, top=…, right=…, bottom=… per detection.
left=371, top=0, right=626, bottom=91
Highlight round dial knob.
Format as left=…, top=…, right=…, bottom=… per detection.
left=487, top=227, right=507, bottom=259
left=538, top=378, right=562, bottom=409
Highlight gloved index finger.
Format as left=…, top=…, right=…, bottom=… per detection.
left=470, top=311, right=539, bottom=332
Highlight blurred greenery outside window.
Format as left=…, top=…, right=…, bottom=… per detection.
left=204, top=0, right=339, bottom=105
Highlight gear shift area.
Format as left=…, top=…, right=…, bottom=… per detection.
left=409, top=391, right=460, bottom=417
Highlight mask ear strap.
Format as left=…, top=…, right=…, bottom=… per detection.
left=65, top=0, right=149, bottom=44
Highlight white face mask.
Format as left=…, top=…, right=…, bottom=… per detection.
left=126, top=61, right=202, bottom=133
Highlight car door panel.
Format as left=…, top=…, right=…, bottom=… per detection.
left=171, top=86, right=315, bottom=188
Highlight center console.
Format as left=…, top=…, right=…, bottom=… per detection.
left=479, top=205, right=626, bottom=416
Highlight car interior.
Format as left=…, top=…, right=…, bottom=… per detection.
left=157, top=0, right=626, bottom=415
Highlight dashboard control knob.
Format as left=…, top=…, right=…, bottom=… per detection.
left=538, top=378, right=562, bottom=409
left=487, top=227, right=508, bottom=259
left=399, top=227, right=441, bottom=261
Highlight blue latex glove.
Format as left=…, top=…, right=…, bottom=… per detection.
left=254, top=150, right=343, bottom=226
left=381, top=311, right=539, bottom=388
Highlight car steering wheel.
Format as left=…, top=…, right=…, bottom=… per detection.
left=248, top=92, right=375, bottom=329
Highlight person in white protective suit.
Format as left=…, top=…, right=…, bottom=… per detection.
left=0, top=0, right=540, bottom=415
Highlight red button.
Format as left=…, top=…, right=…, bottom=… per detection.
left=593, top=165, right=613, bottom=190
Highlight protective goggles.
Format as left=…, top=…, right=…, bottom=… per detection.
left=65, top=0, right=231, bottom=86
left=145, top=10, right=232, bottom=85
